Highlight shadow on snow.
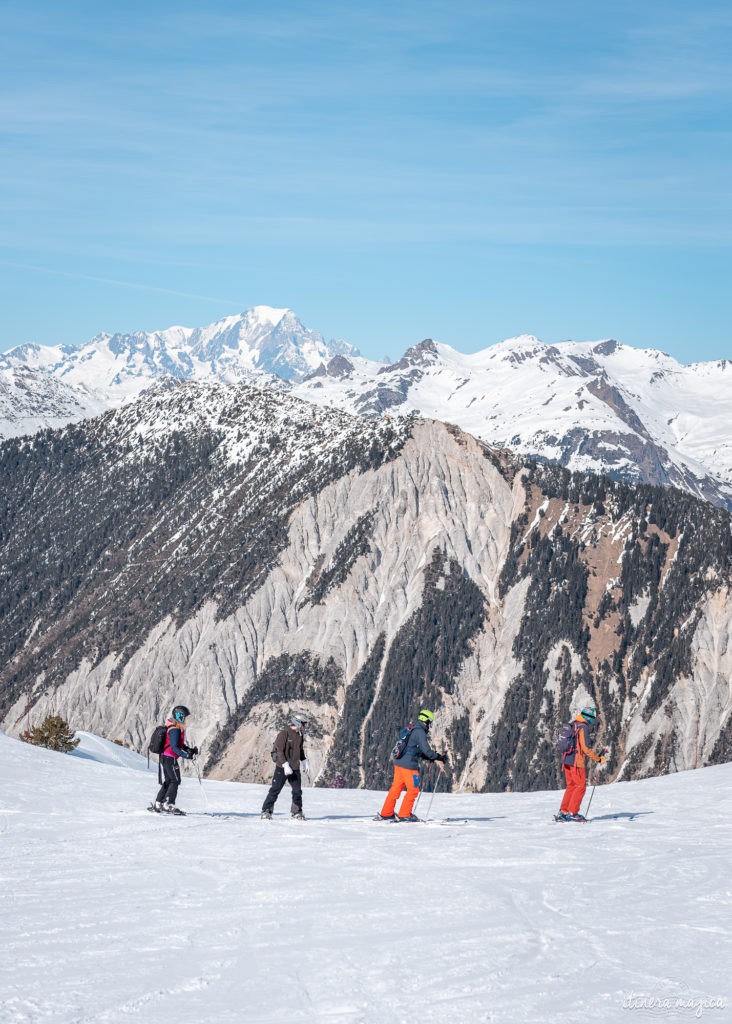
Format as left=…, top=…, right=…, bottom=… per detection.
left=590, top=811, right=654, bottom=822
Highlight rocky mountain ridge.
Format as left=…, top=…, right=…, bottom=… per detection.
left=294, top=336, right=732, bottom=511
left=1, top=382, right=730, bottom=790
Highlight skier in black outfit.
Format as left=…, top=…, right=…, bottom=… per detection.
left=152, top=705, right=198, bottom=815
left=261, top=713, right=310, bottom=820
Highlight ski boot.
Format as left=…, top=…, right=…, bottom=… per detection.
left=374, top=813, right=397, bottom=822
left=260, top=810, right=272, bottom=820
left=397, top=814, right=422, bottom=823
left=163, top=803, right=186, bottom=816
left=291, top=811, right=305, bottom=820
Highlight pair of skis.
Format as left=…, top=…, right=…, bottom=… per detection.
left=373, top=814, right=470, bottom=826
left=147, top=803, right=185, bottom=816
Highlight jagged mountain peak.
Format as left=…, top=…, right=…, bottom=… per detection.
left=381, top=338, right=440, bottom=375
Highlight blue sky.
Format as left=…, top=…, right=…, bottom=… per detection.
left=1, top=0, right=730, bottom=362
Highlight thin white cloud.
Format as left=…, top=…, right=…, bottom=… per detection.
left=0, top=261, right=238, bottom=305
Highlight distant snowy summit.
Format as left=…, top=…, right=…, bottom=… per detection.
left=0, top=305, right=357, bottom=437
left=1, top=309, right=731, bottom=509
left=1, top=305, right=357, bottom=393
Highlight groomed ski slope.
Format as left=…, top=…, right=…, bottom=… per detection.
left=1, top=732, right=729, bottom=1024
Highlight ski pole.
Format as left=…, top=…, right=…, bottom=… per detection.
left=582, top=765, right=599, bottom=820
left=413, top=761, right=430, bottom=813
left=424, top=765, right=444, bottom=823
left=193, top=750, right=208, bottom=811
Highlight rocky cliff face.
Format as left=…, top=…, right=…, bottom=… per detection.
left=1, top=383, right=730, bottom=790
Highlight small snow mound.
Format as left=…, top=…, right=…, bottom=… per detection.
left=71, top=732, right=149, bottom=771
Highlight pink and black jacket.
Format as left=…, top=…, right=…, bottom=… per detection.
left=162, top=721, right=193, bottom=760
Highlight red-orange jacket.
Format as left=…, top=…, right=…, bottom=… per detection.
left=565, top=715, right=602, bottom=769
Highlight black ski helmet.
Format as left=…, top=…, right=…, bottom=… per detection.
left=172, top=705, right=191, bottom=723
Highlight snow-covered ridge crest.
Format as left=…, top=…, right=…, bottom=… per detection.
left=294, top=333, right=732, bottom=511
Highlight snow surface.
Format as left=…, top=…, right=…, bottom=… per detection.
left=1, top=732, right=730, bottom=1024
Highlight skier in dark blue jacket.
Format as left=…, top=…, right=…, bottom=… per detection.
left=378, top=710, right=447, bottom=821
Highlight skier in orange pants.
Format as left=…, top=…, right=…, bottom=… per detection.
left=378, top=710, right=447, bottom=822
left=381, top=765, right=423, bottom=819
left=558, top=707, right=605, bottom=822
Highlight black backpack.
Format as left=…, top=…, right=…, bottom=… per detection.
left=149, top=724, right=169, bottom=756
left=556, top=722, right=578, bottom=758
left=390, top=724, right=414, bottom=762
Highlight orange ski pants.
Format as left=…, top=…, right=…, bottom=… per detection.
left=380, top=765, right=421, bottom=819
left=560, top=765, right=587, bottom=815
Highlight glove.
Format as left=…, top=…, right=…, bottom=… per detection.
left=191, top=746, right=199, bottom=756
left=301, top=758, right=310, bottom=773
left=283, top=763, right=293, bottom=777
left=597, top=755, right=606, bottom=764
left=435, top=753, right=447, bottom=763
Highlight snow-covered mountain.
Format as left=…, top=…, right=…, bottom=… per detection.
left=1, top=381, right=730, bottom=790
left=294, top=337, right=732, bottom=510
left=2, top=730, right=730, bottom=1023
left=4, top=313, right=729, bottom=511
left=0, top=306, right=357, bottom=436
left=0, top=364, right=109, bottom=439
